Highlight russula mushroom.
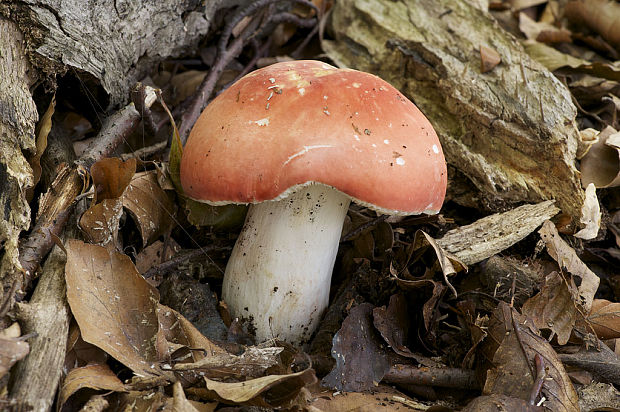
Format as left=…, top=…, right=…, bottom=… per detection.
left=180, top=60, right=447, bottom=346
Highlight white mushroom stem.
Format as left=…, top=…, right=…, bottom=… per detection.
left=222, top=183, right=351, bottom=346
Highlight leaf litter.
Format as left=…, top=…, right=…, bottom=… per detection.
left=4, top=1, right=620, bottom=410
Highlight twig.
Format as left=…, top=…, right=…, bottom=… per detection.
left=529, top=354, right=545, bottom=405
left=341, top=214, right=388, bottom=242
left=383, top=364, right=480, bottom=390
left=143, top=246, right=229, bottom=279
left=178, top=1, right=318, bottom=143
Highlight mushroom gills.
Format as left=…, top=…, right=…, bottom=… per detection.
left=222, top=183, right=351, bottom=345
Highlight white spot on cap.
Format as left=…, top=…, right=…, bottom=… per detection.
left=383, top=139, right=390, bottom=144
left=283, top=145, right=334, bottom=166
left=298, top=88, right=305, bottom=96
left=323, top=95, right=328, bottom=100
left=432, top=144, right=439, bottom=154
left=352, top=83, right=361, bottom=88
left=254, top=118, right=269, bottom=126
left=269, top=78, right=276, bottom=84
left=353, top=134, right=360, bottom=141
left=388, top=123, right=392, bottom=128
left=371, top=143, right=377, bottom=148
left=396, top=157, right=405, bottom=165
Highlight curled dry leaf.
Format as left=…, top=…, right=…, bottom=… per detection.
left=581, top=126, right=620, bottom=188
left=59, top=363, right=127, bottom=408
left=574, top=183, right=601, bottom=240
left=27, top=95, right=55, bottom=201
left=522, top=271, right=579, bottom=345
left=122, top=170, right=176, bottom=246
left=565, top=0, right=620, bottom=50
left=90, top=157, right=136, bottom=203
left=482, top=302, right=579, bottom=411
left=538, top=220, right=600, bottom=313
left=197, top=369, right=316, bottom=408
left=577, top=128, right=600, bottom=160
left=65, top=239, right=166, bottom=377
left=373, top=294, right=441, bottom=367
left=584, top=299, right=620, bottom=340
left=172, top=381, right=217, bottom=412
left=322, top=303, right=390, bottom=392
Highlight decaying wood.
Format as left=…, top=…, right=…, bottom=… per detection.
left=8, top=243, right=70, bottom=412
left=437, top=200, right=560, bottom=265
left=0, top=19, right=38, bottom=315
left=322, top=0, right=585, bottom=219
left=384, top=364, right=480, bottom=390
left=0, top=0, right=248, bottom=108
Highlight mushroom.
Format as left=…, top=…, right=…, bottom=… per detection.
left=180, top=60, right=447, bottom=346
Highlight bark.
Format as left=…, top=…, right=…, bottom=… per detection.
left=0, top=18, right=38, bottom=308
left=8, top=243, right=70, bottom=412
left=322, top=0, right=585, bottom=219
left=0, top=0, right=245, bottom=108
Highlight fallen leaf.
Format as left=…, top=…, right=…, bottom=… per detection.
left=574, top=183, right=601, bottom=240
left=59, top=363, right=127, bottom=408
left=27, top=95, right=55, bottom=201
left=482, top=302, right=579, bottom=410
left=308, top=385, right=426, bottom=411
left=518, top=13, right=571, bottom=43
left=0, top=336, right=29, bottom=380
left=538, top=221, right=600, bottom=313
left=65, top=239, right=166, bottom=377
left=90, top=157, right=136, bottom=203
left=581, top=127, right=620, bottom=188
left=197, top=369, right=316, bottom=408
left=522, top=271, right=579, bottom=345
left=322, top=303, right=390, bottom=391
left=565, top=0, right=620, bottom=50
left=79, top=198, right=123, bottom=247
left=559, top=341, right=620, bottom=386
left=172, top=381, right=217, bottom=412
left=462, top=394, right=544, bottom=411
left=122, top=170, right=176, bottom=246
left=185, top=198, right=247, bottom=229
left=584, top=299, right=620, bottom=339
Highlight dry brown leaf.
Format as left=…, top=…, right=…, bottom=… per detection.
left=122, top=170, right=175, bottom=246
left=522, top=271, right=579, bottom=345
left=373, top=294, right=440, bottom=367
left=135, top=239, right=180, bottom=274
left=518, top=13, right=570, bottom=43
left=463, top=394, right=544, bottom=411
left=585, top=299, right=620, bottom=339
left=169, top=70, right=207, bottom=106
left=581, top=127, right=620, bottom=188
left=482, top=302, right=579, bottom=410
left=172, top=381, right=217, bottom=412
left=308, top=385, right=426, bottom=411
left=0, top=336, right=29, bottom=380
left=199, top=369, right=316, bottom=408
left=538, top=220, right=600, bottom=313
left=565, top=0, right=620, bottom=50
left=65, top=239, right=166, bottom=377
left=322, top=303, right=390, bottom=392
left=90, top=157, right=136, bottom=203
left=574, top=183, right=601, bottom=240
left=79, top=198, right=123, bottom=247
left=27, top=95, right=55, bottom=201
left=480, top=45, right=501, bottom=73
left=59, top=363, right=127, bottom=408
left=510, top=0, right=548, bottom=10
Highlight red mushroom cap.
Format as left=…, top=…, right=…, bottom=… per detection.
left=180, top=60, right=447, bottom=214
